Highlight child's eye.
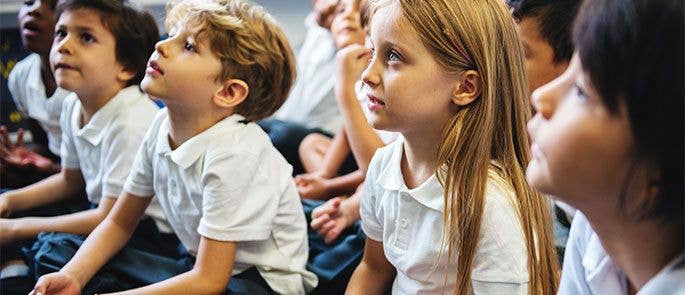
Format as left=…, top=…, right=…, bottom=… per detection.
left=184, top=41, right=196, bottom=52
left=387, top=50, right=400, bottom=62
left=573, top=84, right=587, bottom=101
left=81, top=33, right=95, bottom=43
left=54, top=29, right=66, bottom=39
left=23, top=0, right=35, bottom=5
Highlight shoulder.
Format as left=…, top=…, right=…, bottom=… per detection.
left=115, top=88, right=160, bottom=125
left=471, top=172, right=529, bottom=283
left=8, top=54, right=39, bottom=94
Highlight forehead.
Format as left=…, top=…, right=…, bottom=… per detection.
left=369, top=3, right=415, bottom=46
left=57, top=8, right=111, bottom=33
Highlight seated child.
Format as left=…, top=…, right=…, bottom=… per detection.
left=346, top=0, right=559, bottom=293
left=507, top=0, right=581, bottom=263
left=297, top=0, right=396, bottom=292
left=0, top=0, right=165, bottom=292
left=32, top=0, right=317, bottom=294
left=2, top=0, right=71, bottom=189
left=526, top=0, right=683, bottom=293
left=259, top=0, right=342, bottom=176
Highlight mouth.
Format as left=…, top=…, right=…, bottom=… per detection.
left=22, top=21, right=41, bottom=37
left=146, top=60, right=164, bottom=75
left=367, top=93, right=386, bottom=111
left=53, top=62, right=77, bottom=71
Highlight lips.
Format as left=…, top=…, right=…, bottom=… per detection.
left=147, top=60, right=164, bottom=75
left=367, top=94, right=386, bottom=105
left=53, top=62, right=77, bottom=71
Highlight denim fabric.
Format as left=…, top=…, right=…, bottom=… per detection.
left=23, top=218, right=273, bottom=294
left=302, top=200, right=365, bottom=295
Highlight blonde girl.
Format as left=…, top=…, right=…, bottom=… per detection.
left=346, top=0, right=558, bottom=294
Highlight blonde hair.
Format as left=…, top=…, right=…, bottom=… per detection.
left=376, top=0, right=560, bottom=293
left=166, top=0, right=296, bottom=122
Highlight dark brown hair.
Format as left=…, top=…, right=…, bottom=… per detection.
left=57, top=0, right=159, bottom=86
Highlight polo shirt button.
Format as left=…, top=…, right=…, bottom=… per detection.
left=400, top=218, right=409, bottom=228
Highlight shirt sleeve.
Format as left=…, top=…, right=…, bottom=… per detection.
left=197, top=150, right=280, bottom=242
left=360, top=151, right=383, bottom=242
left=7, top=59, right=28, bottom=117
left=59, top=96, right=80, bottom=170
left=123, top=121, right=157, bottom=198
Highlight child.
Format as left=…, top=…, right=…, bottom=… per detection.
left=298, top=0, right=395, bottom=292
left=526, top=0, right=683, bottom=293
left=0, top=0, right=164, bottom=291
left=346, top=0, right=559, bottom=294
left=259, top=0, right=342, bottom=176
left=32, top=0, right=317, bottom=294
left=2, top=0, right=70, bottom=189
left=507, top=0, right=582, bottom=263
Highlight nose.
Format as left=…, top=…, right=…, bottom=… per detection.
left=361, top=53, right=380, bottom=89
left=154, top=38, right=170, bottom=58
left=54, top=34, right=73, bottom=55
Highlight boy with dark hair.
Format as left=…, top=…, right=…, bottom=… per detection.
left=507, top=0, right=582, bottom=264
left=508, top=0, right=580, bottom=93
left=0, top=0, right=167, bottom=292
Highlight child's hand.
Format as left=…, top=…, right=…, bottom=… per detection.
left=310, top=196, right=359, bottom=244
left=335, top=44, right=372, bottom=89
left=294, top=174, right=331, bottom=199
left=31, top=271, right=81, bottom=295
left=0, top=126, right=56, bottom=173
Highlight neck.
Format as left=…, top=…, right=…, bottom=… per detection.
left=78, top=85, right=127, bottom=126
left=400, top=126, right=444, bottom=189
left=165, top=104, right=232, bottom=149
left=584, top=209, right=684, bottom=291
left=39, top=54, right=57, bottom=97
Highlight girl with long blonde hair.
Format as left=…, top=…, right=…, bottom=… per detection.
left=346, top=0, right=558, bottom=294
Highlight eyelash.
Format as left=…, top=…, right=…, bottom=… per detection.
left=53, top=30, right=96, bottom=43
left=184, top=41, right=196, bottom=52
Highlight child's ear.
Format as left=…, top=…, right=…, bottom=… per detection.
left=213, top=79, right=249, bottom=109
left=116, top=69, right=136, bottom=85
left=451, top=70, right=482, bottom=106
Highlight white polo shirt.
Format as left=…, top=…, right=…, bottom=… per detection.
left=123, top=110, right=318, bottom=294
left=8, top=53, right=72, bottom=156
left=361, top=138, right=529, bottom=294
left=60, top=86, right=169, bottom=232
left=273, top=14, right=341, bottom=134
left=559, top=212, right=685, bottom=295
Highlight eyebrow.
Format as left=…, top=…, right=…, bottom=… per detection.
left=57, top=24, right=96, bottom=33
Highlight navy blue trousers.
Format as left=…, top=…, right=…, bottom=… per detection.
left=302, top=200, right=365, bottom=295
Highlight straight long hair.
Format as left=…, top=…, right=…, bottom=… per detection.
left=395, top=0, right=559, bottom=293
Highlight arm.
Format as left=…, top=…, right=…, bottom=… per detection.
left=0, top=168, right=84, bottom=217
left=335, top=45, right=385, bottom=174
left=32, top=192, right=151, bottom=294
left=1, top=196, right=116, bottom=245
left=346, top=238, right=396, bottom=294
left=108, top=237, right=237, bottom=295
left=296, top=169, right=364, bottom=200
left=317, top=127, right=352, bottom=178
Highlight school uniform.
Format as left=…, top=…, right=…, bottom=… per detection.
left=559, top=212, right=685, bottom=295
left=360, top=138, right=530, bottom=294
left=124, top=110, right=318, bottom=294
left=8, top=53, right=71, bottom=157
left=24, top=86, right=172, bottom=293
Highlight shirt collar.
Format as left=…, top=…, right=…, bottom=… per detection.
left=582, top=223, right=628, bottom=294
left=72, top=86, right=144, bottom=145
left=156, top=113, right=246, bottom=169
left=376, top=139, right=444, bottom=212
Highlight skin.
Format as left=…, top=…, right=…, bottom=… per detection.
left=527, top=54, right=683, bottom=291
left=515, top=16, right=569, bottom=95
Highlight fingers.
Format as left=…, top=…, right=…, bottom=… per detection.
left=324, top=224, right=343, bottom=244
left=310, top=213, right=331, bottom=230
left=16, top=128, right=24, bottom=147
